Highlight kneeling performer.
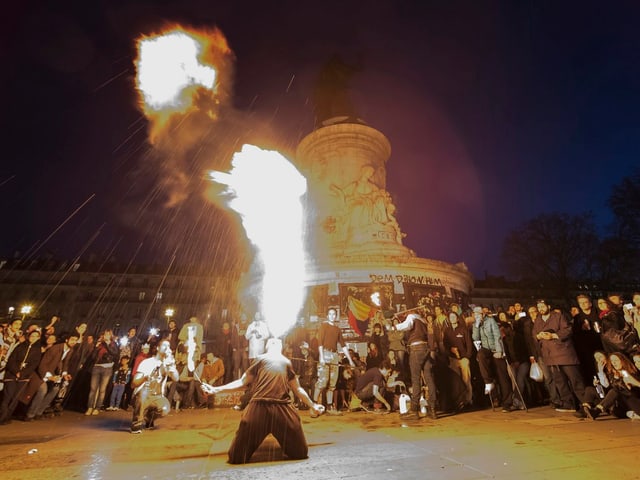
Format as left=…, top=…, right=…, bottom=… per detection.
left=202, top=337, right=324, bottom=464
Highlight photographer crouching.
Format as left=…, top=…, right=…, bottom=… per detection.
left=129, top=340, right=179, bottom=434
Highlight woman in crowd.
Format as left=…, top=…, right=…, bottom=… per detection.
left=581, top=351, right=613, bottom=416
left=584, top=351, right=640, bottom=420
left=597, top=298, right=639, bottom=354
left=85, top=329, right=119, bottom=415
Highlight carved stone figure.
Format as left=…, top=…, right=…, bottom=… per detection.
left=329, top=165, right=403, bottom=244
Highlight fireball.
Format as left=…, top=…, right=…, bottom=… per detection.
left=135, top=26, right=232, bottom=120
left=210, top=145, right=308, bottom=338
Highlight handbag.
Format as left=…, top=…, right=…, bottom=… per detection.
left=529, top=360, right=544, bottom=382
left=601, top=326, right=640, bottom=355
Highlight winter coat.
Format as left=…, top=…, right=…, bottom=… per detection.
left=532, top=311, right=580, bottom=366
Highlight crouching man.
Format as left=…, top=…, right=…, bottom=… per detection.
left=202, top=337, right=324, bottom=464
left=130, top=340, right=179, bottom=433
left=352, top=360, right=392, bottom=413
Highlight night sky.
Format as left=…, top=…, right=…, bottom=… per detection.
left=2, top=1, right=639, bottom=278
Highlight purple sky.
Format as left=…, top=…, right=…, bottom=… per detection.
left=2, top=1, right=639, bottom=278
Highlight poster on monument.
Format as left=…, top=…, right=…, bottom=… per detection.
left=339, top=282, right=394, bottom=339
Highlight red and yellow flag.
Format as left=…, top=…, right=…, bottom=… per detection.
left=347, top=296, right=377, bottom=336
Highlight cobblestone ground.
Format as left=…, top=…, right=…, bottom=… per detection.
left=0, top=405, right=638, bottom=480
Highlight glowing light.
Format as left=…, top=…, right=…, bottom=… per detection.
left=20, top=305, right=33, bottom=316
left=165, top=308, right=175, bottom=318
left=210, top=145, right=307, bottom=338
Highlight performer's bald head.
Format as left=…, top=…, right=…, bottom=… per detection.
left=265, top=337, right=283, bottom=353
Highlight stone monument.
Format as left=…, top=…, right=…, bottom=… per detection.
left=294, top=60, right=473, bottom=338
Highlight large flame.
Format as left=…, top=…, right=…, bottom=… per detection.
left=135, top=26, right=231, bottom=123
left=210, top=145, right=307, bottom=338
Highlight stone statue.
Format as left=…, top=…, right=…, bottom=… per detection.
left=312, top=54, right=363, bottom=126
left=329, top=165, right=404, bottom=244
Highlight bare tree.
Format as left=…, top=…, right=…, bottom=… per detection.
left=608, top=168, right=640, bottom=245
left=500, top=212, right=599, bottom=286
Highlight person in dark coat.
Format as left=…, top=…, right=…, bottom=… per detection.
left=24, top=332, right=79, bottom=420
left=532, top=299, right=586, bottom=413
left=0, top=329, right=43, bottom=424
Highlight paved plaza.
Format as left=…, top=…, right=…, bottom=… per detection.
left=0, top=405, right=638, bottom=480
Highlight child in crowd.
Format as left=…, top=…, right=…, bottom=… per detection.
left=107, top=356, right=131, bottom=411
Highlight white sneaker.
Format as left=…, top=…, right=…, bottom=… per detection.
left=85, top=408, right=93, bottom=416
left=626, top=410, right=640, bottom=420
left=92, top=409, right=99, bottom=415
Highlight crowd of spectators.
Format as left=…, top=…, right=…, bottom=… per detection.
left=0, top=315, right=243, bottom=424
left=286, top=291, right=640, bottom=422
left=1, top=290, right=639, bottom=426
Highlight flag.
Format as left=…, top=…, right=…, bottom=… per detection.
left=347, top=295, right=377, bottom=336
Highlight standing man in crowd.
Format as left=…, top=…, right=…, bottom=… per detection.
left=161, top=320, right=180, bottom=353
left=0, top=329, right=42, bottom=424
left=532, top=299, right=586, bottom=413
left=218, top=322, right=234, bottom=383
left=313, top=307, right=354, bottom=416
left=443, top=310, right=474, bottom=408
left=390, top=309, right=440, bottom=419
left=235, top=312, right=270, bottom=410
left=25, top=332, right=79, bottom=421
left=245, top=313, right=270, bottom=362
left=472, top=306, right=515, bottom=413
left=202, top=337, right=324, bottom=464
left=573, top=294, right=604, bottom=384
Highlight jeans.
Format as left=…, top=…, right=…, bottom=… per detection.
left=0, top=380, right=29, bottom=422
left=408, top=344, right=436, bottom=411
left=27, top=381, right=61, bottom=418
left=131, top=388, right=170, bottom=431
left=109, top=383, right=126, bottom=408
left=449, top=356, right=473, bottom=404
left=550, top=364, right=586, bottom=409
left=536, top=357, right=559, bottom=406
left=476, top=348, right=513, bottom=407
left=88, top=365, right=113, bottom=410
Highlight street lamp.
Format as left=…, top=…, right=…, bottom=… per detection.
left=165, top=307, right=175, bottom=324
left=20, top=304, right=33, bottom=320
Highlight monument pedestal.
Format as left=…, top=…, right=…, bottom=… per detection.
left=295, top=121, right=473, bottom=338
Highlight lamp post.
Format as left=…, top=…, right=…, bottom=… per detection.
left=165, top=307, right=175, bottom=324
left=20, top=304, right=33, bottom=321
